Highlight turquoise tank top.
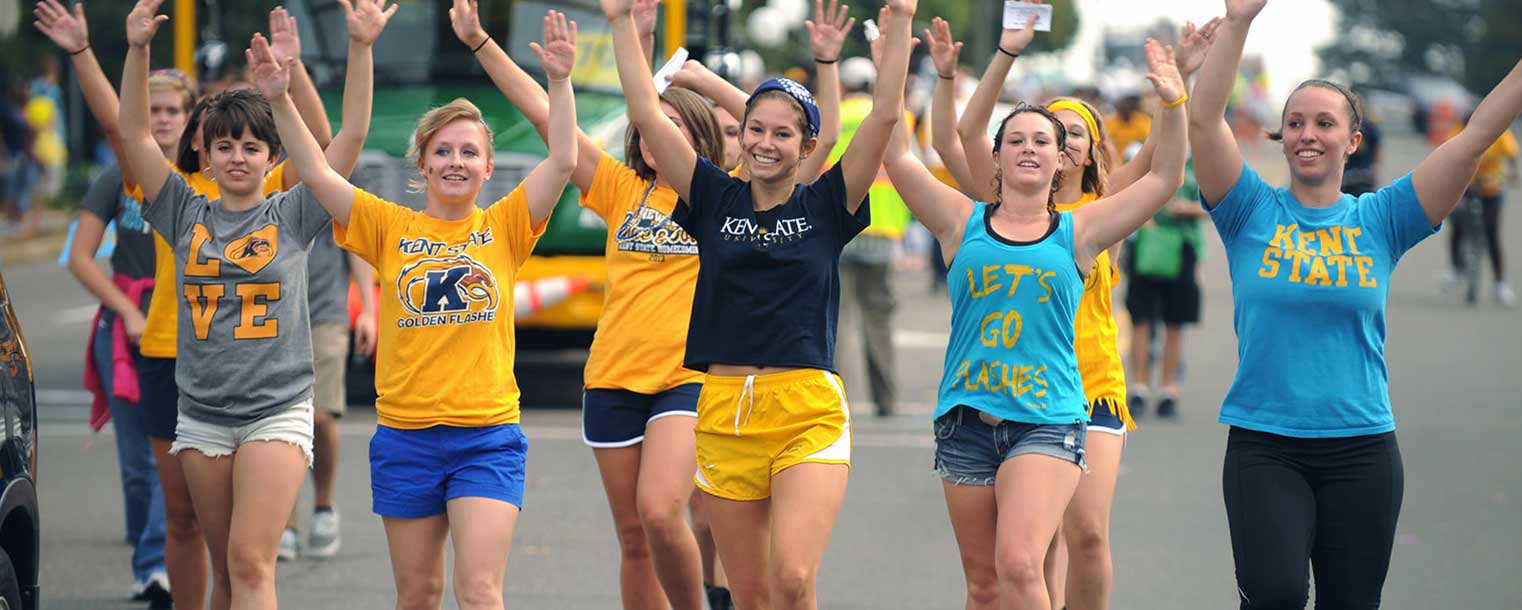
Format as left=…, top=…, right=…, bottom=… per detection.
left=937, top=203, right=1088, bottom=424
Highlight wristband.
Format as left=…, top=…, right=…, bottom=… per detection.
left=1162, top=93, right=1188, bottom=109
left=937, top=73, right=955, bottom=80
left=997, top=46, right=1019, bottom=59
left=69, top=44, right=91, bottom=56
left=814, top=57, right=838, bottom=64
left=470, top=36, right=492, bottom=54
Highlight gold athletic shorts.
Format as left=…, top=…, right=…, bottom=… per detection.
left=693, top=369, right=852, bottom=501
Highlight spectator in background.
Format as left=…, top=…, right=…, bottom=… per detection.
left=1343, top=113, right=1382, bottom=196
left=32, top=55, right=66, bottom=142
left=832, top=56, right=908, bottom=417
left=26, top=78, right=69, bottom=220
left=1, top=73, right=38, bottom=238
left=1126, top=159, right=1206, bottom=418
left=1445, top=117, right=1519, bottom=307
left=1107, top=91, right=1151, bottom=159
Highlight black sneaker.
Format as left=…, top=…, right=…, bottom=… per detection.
left=1129, top=393, right=1147, bottom=418
left=1157, top=395, right=1178, bottom=418
left=140, top=572, right=173, bottom=609
left=706, top=584, right=734, bottom=610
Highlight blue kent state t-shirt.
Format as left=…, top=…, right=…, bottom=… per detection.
left=1206, top=163, right=1437, bottom=438
left=673, top=157, right=870, bottom=372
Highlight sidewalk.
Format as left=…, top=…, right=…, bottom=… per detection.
left=0, top=209, right=72, bottom=267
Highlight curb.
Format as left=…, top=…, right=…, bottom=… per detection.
left=0, top=232, right=68, bottom=268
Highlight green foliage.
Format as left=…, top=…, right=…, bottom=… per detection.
left=1465, top=0, right=1522, bottom=94
left=1317, top=0, right=1520, bottom=94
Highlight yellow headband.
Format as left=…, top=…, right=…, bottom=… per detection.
left=1046, top=100, right=1100, bottom=148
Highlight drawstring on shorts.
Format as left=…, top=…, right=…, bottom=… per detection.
left=733, top=374, right=757, bottom=436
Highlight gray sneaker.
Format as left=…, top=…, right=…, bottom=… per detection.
left=277, top=527, right=299, bottom=561
left=307, top=508, right=340, bottom=558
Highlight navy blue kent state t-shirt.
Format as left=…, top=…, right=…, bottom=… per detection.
left=672, top=157, right=870, bottom=373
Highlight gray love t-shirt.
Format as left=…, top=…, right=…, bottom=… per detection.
left=306, top=228, right=350, bottom=326
left=143, top=173, right=332, bottom=425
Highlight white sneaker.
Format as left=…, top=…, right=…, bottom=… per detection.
left=1439, top=269, right=1462, bottom=295
left=1498, top=282, right=1517, bottom=308
left=306, top=508, right=341, bottom=558
left=277, top=527, right=299, bottom=561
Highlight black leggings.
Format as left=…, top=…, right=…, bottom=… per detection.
left=1222, top=427, right=1404, bottom=610
left=1448, top=194, right=1505, bottom=280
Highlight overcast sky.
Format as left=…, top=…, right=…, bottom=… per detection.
left=1063, top=0, right=1339, bottom=102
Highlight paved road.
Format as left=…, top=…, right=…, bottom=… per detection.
left=16, top=132, right=1522, bottom=608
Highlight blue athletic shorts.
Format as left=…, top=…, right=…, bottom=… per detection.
left=581, top=383, right=701, bottom=448
left=369, top=423, right=528, bottom=518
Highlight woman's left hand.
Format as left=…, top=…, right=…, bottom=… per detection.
left=1144, top=38, right=1186, bottom=106
left=530, top=10, right=578, bottom=82
left=806, top=0, right=856, bottom=63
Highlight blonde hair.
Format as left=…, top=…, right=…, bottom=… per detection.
left=407, top=98, right=495, bottom=193
left=148, top=72, right=197, bottom=113
left=1046, top=96, right=1112, bottom=198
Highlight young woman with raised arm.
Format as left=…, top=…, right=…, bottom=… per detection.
left=448, top=0, right=723, bottom=606
left=885, top=39, right=1187, bottom=610
left=1189, top=1, right=1522, bottom=607
left=117, top=0, right=386, bottom=607
left=601, top=0, right=913, bottom=607
left=264, top=4, right=575, bottom=608
left=938, top=12, right=1218, bottom=609
left=40, top=1, right=337, bottom=606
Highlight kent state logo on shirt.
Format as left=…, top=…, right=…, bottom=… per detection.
left=615, top=207, right=697, bottom=259
left=719, top=215, right=814, bottom=249
left=1256, top=223, right=1378, bottom=288
left=394, top=255, right=500, bottom=328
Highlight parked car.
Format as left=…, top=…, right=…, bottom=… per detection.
left=0, top=269, right=39, bottom=610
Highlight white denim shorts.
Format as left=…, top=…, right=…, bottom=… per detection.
left=170, top=399, right=315, bottom=467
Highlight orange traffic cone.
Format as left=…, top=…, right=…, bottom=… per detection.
left=514, top=276, right=592, bottom=320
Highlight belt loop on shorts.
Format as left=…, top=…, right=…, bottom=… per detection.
left=734, top=374, right=757, bottom=436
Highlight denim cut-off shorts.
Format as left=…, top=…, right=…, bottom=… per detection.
left=933, top=405, right=1087, bottom=486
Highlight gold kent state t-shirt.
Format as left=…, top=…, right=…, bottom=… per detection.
left=335, top=184, right=547, bottom=429
left=579, top=153, right=703, bottom=393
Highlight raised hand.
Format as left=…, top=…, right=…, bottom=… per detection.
left=449, top=0, right=488, bottom=48
left=340, top=0, right=398, bottom=46
left=125, top=0, right=168, bottom=48
left=33, top=0, right=89, bottom=53
left=600, top=0, right=634, bottom=19
left=999, top=0, right=1039, bottom=54
left=1225, top=0, right=1266, bottom=21
left=925, top=17, right=962, bottom=77
left=1143, top=38, right=1185, bottom=105
left=869, top=6, right=919, bottom=66
left=246, top=32, right=293, bottom=101
left=632, top=0, right=659, bottom=40
left=1174, top=16, right=1222, bottom=77
left=269, top=6, right=301, bottom=63
left=668, top=59, right=711, bottom=89
left=530, top=10, right=578, bottom=82
left=805, top=0, right=856, bottom=62
left=885, top=0, right=917, bottom=15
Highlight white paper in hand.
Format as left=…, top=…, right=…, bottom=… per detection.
left=653, top=47, right=690, bottom=94
left=863, top=19, right=879, bottom=42
left=1003, top=1, right=1053, bottom=32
